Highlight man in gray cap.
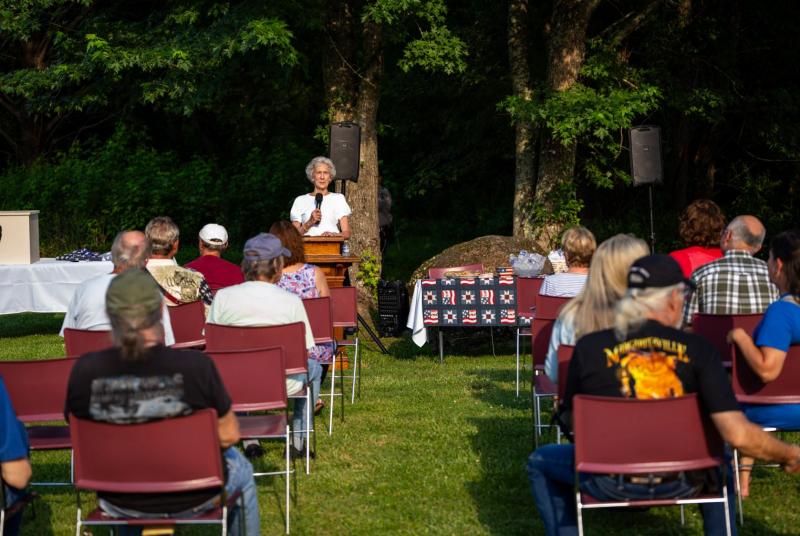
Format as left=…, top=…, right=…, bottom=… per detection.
left=65, top=269, right=259, bottom=535
left=208, top=233, right=320, bottom=459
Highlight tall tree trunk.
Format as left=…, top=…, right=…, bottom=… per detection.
left=323, top=0, right=357, bottom=123
left=508, top=0, right=536, bottom=238
left=533, top=0, right=600, bottom=251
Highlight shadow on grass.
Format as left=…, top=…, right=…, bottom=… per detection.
left=0, top=313, right=64, bottom=338
left=20, top=489, right=57, bottom=536
left=387, top=328, right=521, bottom=362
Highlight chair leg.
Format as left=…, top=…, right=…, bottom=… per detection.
left=305, top=388, right=311, bottom=475
left=351, top=338, right=360, bottom=404
left=328, top=354, right=336, bottom=435
left=438, top=329, right=444, bottom=364
left=515, top=328, right=520, bottom=397
left=489, top=327, right=496, bottom=357
left=680, top=504, right=685, bottom=525
left=723, top=483, right=732, bottom=536
left=733, top=448, right=744, bottom=525
left=576, top=493, right=584, bottom=536
left=285, top=424, right=291, bottom=535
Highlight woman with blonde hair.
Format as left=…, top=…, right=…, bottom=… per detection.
left=544, top=234, right=650, bottom=382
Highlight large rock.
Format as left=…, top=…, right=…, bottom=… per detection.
left=409, top=235, right=548, bottom=284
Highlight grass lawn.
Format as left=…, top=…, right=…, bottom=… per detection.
left=2, top=314, right=800, bottom=534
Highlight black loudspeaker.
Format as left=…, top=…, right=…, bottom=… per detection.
left=329, top=122, right=361, bottom=181
left=629, top=126, right=663, bottom=185
left=377, top=280, right=409, bottom=337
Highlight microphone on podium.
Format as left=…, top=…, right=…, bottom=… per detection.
left=314, top=193, right=323, bottom=226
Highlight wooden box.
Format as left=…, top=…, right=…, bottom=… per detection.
left=0, top=211, right=40, bottom=264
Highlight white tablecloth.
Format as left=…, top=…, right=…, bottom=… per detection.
left=0, top=259, right=114, bottom=314
left=407, top=280, right=428, bottom=347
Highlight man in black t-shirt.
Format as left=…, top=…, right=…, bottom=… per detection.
left=64, top=269, right=259, bottom=536
left=527, top=255, right=800, bottom=536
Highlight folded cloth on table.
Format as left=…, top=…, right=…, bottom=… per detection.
left=56, top=248, right=105, bottom=262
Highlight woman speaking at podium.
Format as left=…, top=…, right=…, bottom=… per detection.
left=291, top=156, right=351, bottom=238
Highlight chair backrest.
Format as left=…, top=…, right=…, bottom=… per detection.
left=63, top=328, right=113, bottom=357
left=0, top=357, right=78, bottom=422
left=531, top=295, right=570, bottom=367
left=573, top=394, right=724, bottom=475
left=167, top=300, right=206, bottom=346
left=207, top=346, right=288, bottom=412
left=427, top=264, right=484, bottom=279
left=516, top=276, right=545, bottom=322
left=205, top=322, right=308, bottom=375
left=692, top=313, right=762, bottom=365
left=70, top=409, right=224, bottom=494
left=556, top=345, right=575, bottom=400
left=732, top=345, right=800, bottom=404
left=303, top=296, right=334, bottom=343
left=330, top=286, right=358, bottom=328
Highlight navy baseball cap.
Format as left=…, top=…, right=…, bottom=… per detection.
left=627, top=254, right=696, bottom=290
left=243, top=233, right=290, bottom=261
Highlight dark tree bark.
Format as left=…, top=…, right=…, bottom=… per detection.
left=508, top=0, right=536, bottom=238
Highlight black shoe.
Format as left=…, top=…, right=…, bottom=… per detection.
left=287, top=444, right=316, bottom=460
left=244, top=443, right=264, bottom=459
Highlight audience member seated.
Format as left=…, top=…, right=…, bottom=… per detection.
left=207, top=233, right=321, bottom=458
left=683, top=214, right=778, bottom=328
left=540, top=227, right=596, bottom=297
left=669, top=199, right=726, bottom=278
left=1, top=377, right=32, bottom=536
left=545, top=234, right=649, bottom=382
left=185, top=223, right=244, bottom=294
left=144, top=216, right=213, bottom=313
left=270, top=220, right=335, bottom=415
left=730, top=229, right=800, bottom=498
left=60, top=230, right=175, bottom=345
left=528, top=254, right=800, bottom=536
left=64, top=270, right=258, bottom=535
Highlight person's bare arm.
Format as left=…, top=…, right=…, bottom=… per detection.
left=729, top=328, right=788, bottom=382
left=1, top=458, right=32, bottom=489
left=338, top=216, right=351, bottom=239
left=315, top=266, right=330, bottom=297
left=711, top=410, right=800, bottom=470
left=217, top=410, right=241, bottom=449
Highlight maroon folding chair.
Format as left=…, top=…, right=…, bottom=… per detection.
left=573, top=394, right=731, bottom=536
left=515, top=276, right=545, bottom=396
left=167, top=300, right=206, bottom=349
left=0, top=357, right=78, bottom=486
left=692, top=313, right=762, bottom=367
left=303, top=296, right=344, bottom=435
left=207, top=346, right=291, bottom=531
left=530, top=295, right=569, bottom=447
left=205, top=322, right=313, bottom=473
left=330, top=286, right=361, bottom=403
left=556, top=345, right=575, bottom=402
left=63, top=328, right=112, bottom=357
left=427, top=263, right=484, bottom=279
left=731, top=344, right=800, bottom=524
left=69, top=409, right=251, bottom=535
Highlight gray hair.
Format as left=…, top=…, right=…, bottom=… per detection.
left=305, top=156, right=337, bottom=183
left=108, top=307, right=163, bottom=362
left=613, top=283, right=685, bottom=340
left=241, top=256, right=284, bottom=283
left=111, top=231, right=151, bottom=270
left=145, top=216, right=180, bottom=256
left=728, top=216, right=765, bottom=249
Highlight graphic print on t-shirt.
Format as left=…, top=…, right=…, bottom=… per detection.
left=89, top=374, right=191, bottom=423
left=603, top=337, right=690, bottom=399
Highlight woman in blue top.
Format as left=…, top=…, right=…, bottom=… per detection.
left=730, top=229, right=800, bottom=497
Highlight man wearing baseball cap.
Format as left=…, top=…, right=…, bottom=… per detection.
left=208, top=233, right=321, bottom=460
left=527, top=254, right=800, bottom=536
left=186, top=223, right=243, bottom=295
left=65, top=269, right=259, bottom=535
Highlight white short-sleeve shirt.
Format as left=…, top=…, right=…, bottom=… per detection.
left=290, top=192, right=352, bottom=236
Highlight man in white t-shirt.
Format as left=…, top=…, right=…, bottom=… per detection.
left=207, top=233, right=320, bottom=457
left=290, top=156, right=352, bottom=238
left=60, top=230, right=175, bottom=345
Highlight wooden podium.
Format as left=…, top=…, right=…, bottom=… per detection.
left=302, top=236, right=359, bottom=288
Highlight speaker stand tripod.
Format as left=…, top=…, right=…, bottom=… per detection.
left=647, top=184, right=656, bottom=252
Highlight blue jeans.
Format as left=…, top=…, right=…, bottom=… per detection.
left=526, top=444, right=736, bottom=536
left=742, top=403, right=800, bottom=430
left=98, top=447, right=260, bottom=536
left=290, top=359, right=322, bottom=450
left=2, top=485, right=25, bottom=536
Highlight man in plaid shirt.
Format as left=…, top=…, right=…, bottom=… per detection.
left=683, top=215, right=778, bottom=327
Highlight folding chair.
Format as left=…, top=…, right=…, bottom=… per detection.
left=427, top=263, right=484, bottom=279
left=731, top=344, right=800, bottom=524
left=63, top=328, right=112, bottom=357
left=206, top=322, right=314, bottom=474
left=70, top=409, right=248, bottom=536
left=1, top=481, right=37, bottom=536
left=0, top=358, right=78, bottom=486
left=167, top=300, right=206, bottom=349
left=692, top=313, right=762, bottom=367
left=302, top=297, right=342, bottom=435
left=515, top=276, right=545, bottom=396
left=330, top=286, right=360, bottom=403
left=573, top=394, right=732, bottom=536
left=207, top=346, right=292, bottom=533
left=556, top=345, right=575, bottom=402
left=530, top=295, right=569, bottom=447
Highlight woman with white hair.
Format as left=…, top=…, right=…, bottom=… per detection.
left=290, top=156, right=352, bottom=238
